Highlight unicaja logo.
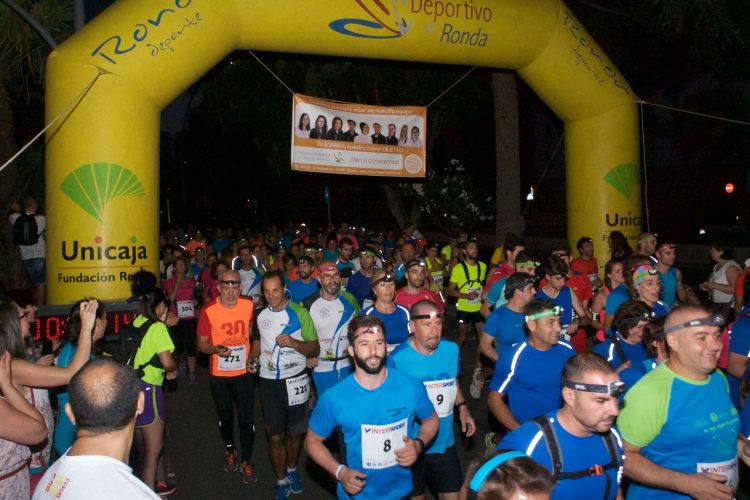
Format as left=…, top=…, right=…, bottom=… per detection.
left=603, top=162, right=639, bottom=201
left=60, top=162, right=145, bottom=222
left=330, top=0, right=412, bottom=39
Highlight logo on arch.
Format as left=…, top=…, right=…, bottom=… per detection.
left=60, top=163, right=145, bottom=223
left=330, top=0, right=412, bottom=39
left=603, top=163, right=639, bottom=201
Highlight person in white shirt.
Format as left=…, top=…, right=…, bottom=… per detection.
left=33, top=358, right=160, bottom=500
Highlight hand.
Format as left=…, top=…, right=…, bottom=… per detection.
left=215, top=345, right=230, bottom=357
left=699, top=281, right=710, bottom=291
left=165, top=370, right=177, bottom=380
left=459, top=406, right=476, bottom=437
left=306, top=358, right=319, bottom=369
left=395, top=436, right=420, bottom=467
left=616, top=361, right=632, bottom=373
left=339, top=467, right=367, bottom=495
left=686, top=472, right=733, bottom=500
left=467, top=291, right=479, bottom=301
left=276, top=334, right=297, bottom=350
left=165, top=313, right=179, bottom=327
left=79, top=300, right=99, bottom=336
left=35, top=354, right=55, bottom=366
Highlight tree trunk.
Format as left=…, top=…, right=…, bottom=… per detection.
left=492, top=72, right=522, bottom=245
left=0, top=81, right=31, bottom=291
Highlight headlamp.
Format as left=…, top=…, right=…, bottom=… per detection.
left=525, top=306, right=563, bottom=322
left=662, top=314, right=726, bottom=335
left=563, top=379, right=627, bottom=397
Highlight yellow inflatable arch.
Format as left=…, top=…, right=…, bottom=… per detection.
left=46, top=0, right=640, bottom=304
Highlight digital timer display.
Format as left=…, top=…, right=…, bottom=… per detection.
left=31, top=302, right=140, bottom=342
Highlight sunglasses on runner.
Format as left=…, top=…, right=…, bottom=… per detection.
left=563, top=380, right=627, bottom=397
left=662, top=314, right=726, bottom=335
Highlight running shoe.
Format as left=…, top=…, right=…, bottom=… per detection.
left=177, top=362, right=186, bottom=377
left=469, top=367, right=483, bottom=399
left=240, top=461, right=257, bottom=484
left=286, top=468, right=304, bottom=494
left=155, top=480, right=176, bottom=497
left=224, top=450, right=238, bottom=472
left=275, top=480, right=290, bottom=500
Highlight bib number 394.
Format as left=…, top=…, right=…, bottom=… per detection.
left=177, top=300, right=194, bottom=319
left=217, top=345, right=246, bottom=372
left=361, top=418, right=408, bottom=470
left=286, top=374, right=310, bottom=406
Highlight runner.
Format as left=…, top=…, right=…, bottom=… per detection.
left=394, top=242, right=417, bottom=282
left=347, top=248, right=377, bottom=308
left=424, top=242, right=449, bottom=293
left=487, top=299, right=575, bottom=431
left=286, top=256, right=319, bottom=304
left=197, top=269, right=258, bottom=485
left=636, top=232, right=657, bottom=257
left=361, top=270, right=411, bottom=353
left=603, top=254, right=652, bottom=332
left=480, top=272, right=536, bottom=364
left=388, top=300, right=476, bottom=500
left=655, top=243, right=695, bottom=310
left=163, top=256, right=199, bottom=384
left=535, top=255, right=591, bottom=343
left=445, top=238, right=487, bottom=399
left=480, top=252, right=537, bottom=318
left=570, top=236, right=600, bottom=289
left=302, top=262, right=360, bottom=396
left=590, top=260, right=624, bottom=342
left=394, top=259, right=444, bottom=313
left=237, top=245, right=263, bottom=304
left=336, top=237, right=356, bottom=272
left=253, top=271, right=319, bottom=500
left=305, top=315, right=439, bottom=500
left=498, top=353, right=624, bottom=500
left=485, top=234, right=524, bottom=290
left=618, top=306, right=748, bottom=498
left=628, top=264, right=669, bottom=317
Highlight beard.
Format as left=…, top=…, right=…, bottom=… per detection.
left=353, top=350, right=386, bottom=375
left=409, top=277, right=425, bottom=289
left=321, top=283, right=340, bottom=296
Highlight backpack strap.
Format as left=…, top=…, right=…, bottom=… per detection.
left=532, top=415, right=621, bottom=500
left=132, top=320, right=160, bottom=377
left=610, top=333, right=629, bottom=365
left=458, top=262, right=479, bottom=290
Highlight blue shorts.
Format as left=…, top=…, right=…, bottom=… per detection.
left=312, top=364, right=353, bottom=397
left=23, top=258, right=45, bottom=285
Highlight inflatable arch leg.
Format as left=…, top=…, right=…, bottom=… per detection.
left=46, top=0, right=639, bottom=303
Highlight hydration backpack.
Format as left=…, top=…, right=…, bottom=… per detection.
left=110, top=319, right=162, bottom=377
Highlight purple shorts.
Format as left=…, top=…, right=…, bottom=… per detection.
left=136, top=380, right=164, bottom=427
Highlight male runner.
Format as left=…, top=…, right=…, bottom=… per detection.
left=394, top=241, right=417, bottom=282
left=570, top=236, right=599, bottom=288
left=618, top=306, right=749, bottom=499
left=237, top=245, right=262, bottom=304
left=336, top=237, right=356, bottom=272
left=486, top=234, right=525, bottom=289
left=480, top=272, right=536, bottom=364
left=302, top=262, right=360, bottom=396
left=253, top=271, right=319, bottom=499
left=394, top=259, right=444, bottom=313
left=488, top=299, right=576, bottom=431
left=446, top=238, right=487, bottom=399
left=347, top=248, right=377, bottom=308
left=636, top=232, right=657, bottom=257
left=197, top=269, right=258, bottom=484
left=305, top=315, right=439, bottom=500
left=655, top=242, right=697, bottom=310
left=388, top=301, right=476, bottom=500
left=480, top=252, right=537, bottom=318
left=536, top=255, right=591, bottom=343
left=499, top=353, right=624, bottom=499
left=286, top=256, right=319, bottom=304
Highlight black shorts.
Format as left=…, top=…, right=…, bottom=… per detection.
left=411, top=445, right=463, bottom=495
left=259, top=372, right=310, bottom=436
left=171, top=318, right=197, bottom=357
left=456, top=310, right=484, bottom=326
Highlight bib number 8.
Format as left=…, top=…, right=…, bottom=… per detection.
left=383, top=439, right=391, bottom=452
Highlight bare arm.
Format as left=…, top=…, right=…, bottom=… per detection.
left=623, top=441, right=732, bottom=499
left=726, top=353, right=748, bottom=380
left=0, top=352, right=47, bottom=445
left=276, top=335, right=319, bottom=359
left=488, top=391, right=520, bottom=431
left=454, top=383, right=476, bottom=437
left=305, top=430, right=367, bottom=496
left=479, top=333, right=499, bottom=364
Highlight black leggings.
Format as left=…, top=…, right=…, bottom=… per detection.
left=209, top=373, right=256, bottom=462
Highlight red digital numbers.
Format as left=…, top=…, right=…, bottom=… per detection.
left=30, top=311, right=138, bottom=341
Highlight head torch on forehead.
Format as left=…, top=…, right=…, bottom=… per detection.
left=563, top=379, right=627, bottom=397
left=525, top=306, right=563, bottom=322
left=663, top=313, right=726, bottom=335
left=352, top=325, right=383, bottom=340
left=406, top=259, right=427, bottom=270
left=411, top=311, right=443, bottom=321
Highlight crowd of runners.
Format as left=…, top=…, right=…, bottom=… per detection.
left=3, top=220, right=750, bottom=499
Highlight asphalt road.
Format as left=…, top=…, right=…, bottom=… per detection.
left=161, top=311, right=491, bottom=499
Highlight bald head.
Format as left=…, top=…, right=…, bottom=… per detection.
left=219, top=269, right=240, bottom=282
left=68, top=358, right=141, bottom=434
left=663, top=305, right=722, bottom=379
left=664, top=305, right=713, bottom=336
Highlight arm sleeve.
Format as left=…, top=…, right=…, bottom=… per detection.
left=617, top=373, right=669, bottom=447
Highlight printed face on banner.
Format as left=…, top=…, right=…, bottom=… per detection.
left=291, top=94, right=427, bottom=178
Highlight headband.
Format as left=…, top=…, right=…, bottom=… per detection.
left=525, top=305, right=563, bottom=322
left=663, top=314, right=725, bottom=335
left=411, top=311, right=443, bottom=320
left=468, top=452, right=528, bottom=499
left=633, top=265, right=657, bottom=287
left=563, top=380, right=627, bottom=397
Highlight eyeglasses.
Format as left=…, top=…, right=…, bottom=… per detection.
left=663, top=314, right=726, bottom=335
left=525, top=306, right=563, bottom=321
left=563, top=379, right=627, bottom=397
left=319, top=273, right=340, bottom=281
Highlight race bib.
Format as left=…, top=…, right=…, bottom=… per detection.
left=361, top=418, right=408, bottom=470
left=176, top=300, right=194, bottom=319
left=466, top=286, right=481, bottom=305
left=697, top=458, right=738, bottom=488
left=424, top=379, right=457, bottom=417
left=432, top=275, right=444, bottom=288
left=286, top=373, right=310, bottom=406
left=560, top=325, right=571, bottom=341
left=217, top=345, right=246, bottom=372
